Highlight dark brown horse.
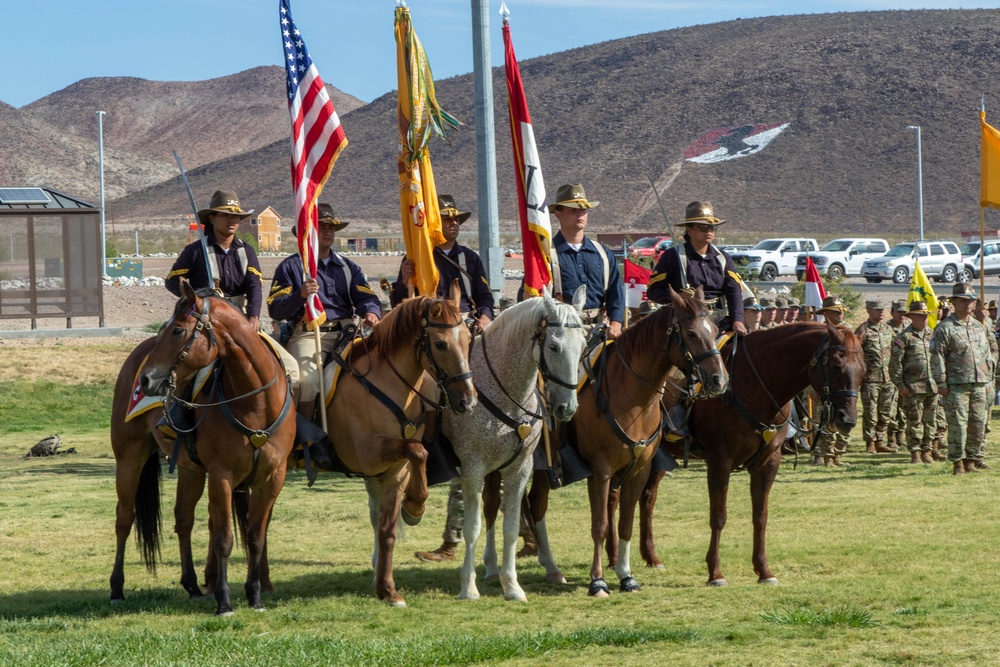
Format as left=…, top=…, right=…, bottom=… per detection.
left=326, top=282, right=476, bottom=607
left=110, top=279, right=296, bottom=615
left=522, top=286, right=729, bottom=597
left=613, top=321, right=864, bottom=586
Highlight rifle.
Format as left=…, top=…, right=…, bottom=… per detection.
left=172, top=151, right=218, bottom=293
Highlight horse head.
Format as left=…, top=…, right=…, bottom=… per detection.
left=809, top=322, right=864, bottom=435
left=667, top=285, right=728, bottom=397
left=140, top=278, right=225, bottom=396
left=538, top=288, right=587, bottom=422
left=420, top=280, right=477, bottom=415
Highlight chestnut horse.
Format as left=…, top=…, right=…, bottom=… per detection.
left=521, top=286, right=729, bottom=597
left=110, top=279, right=296, bottom=615
left=616, top=321, right=864, bottom=586
left=325, top=283, right=475, bottom=607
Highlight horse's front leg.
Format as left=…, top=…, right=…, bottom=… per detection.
left=207, top=473, right=236, bottom=615
left=639, top=469, right=667, bottom=569
left=705, top=459, right=732, bottom=587
left=750, top=451, right=782, bottom=585
left=458, top=468, right=486, bottom=600
left=526, top=469, right=566, bottom=584
left=614, top=464, right=650, bottom=593
left=244, top=461, right=286, bottom=609
left=374, top=466, right=408, bottom=607
left=498, top=463, right=532, bottom=602
left=482, top=471, right=502, bottom=581
left=605, top=486, right=620, bottom=567
left=175, top=465, right=207, bottom=598
left=586, top=473, right=613, bottom=598
left=400, top=439, right=429, bottom=525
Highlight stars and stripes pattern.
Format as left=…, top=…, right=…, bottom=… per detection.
left=281, top=0, right=347, bottom=328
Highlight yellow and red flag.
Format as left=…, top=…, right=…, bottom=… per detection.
left=502, top=12, right=551, bottom=297
left=981, top=109, right=1000, bottom=209
left=395, top=5, right=459, bottom=297
left=908, top=259, right=939, bottom=329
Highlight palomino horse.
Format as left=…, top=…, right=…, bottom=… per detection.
left=111, top=279, right=296, bottom=616
left=621, top=321, right=863, bottom=586
left=521, top=286, right=729, bottom=597
left=325, top=282, right=475, bottom=607
left=443, top=289, right=587, bottom=602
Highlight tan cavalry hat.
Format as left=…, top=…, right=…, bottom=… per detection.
left=438, top=194, right=472, bottom=223
left=678, top=200, right=726, bottom=226
left=317, top=203, right=349, bottom=231
left=905, top=300, right=930, bottom=315
left=819, top=295, right=847, bottom=313
left=988, top=299, right=998, bottom=309
left=548, top=184, right=599, bottom=212
left=951, top=282, right=978, bottom=300
left=198, top=190, right=254, bottom=226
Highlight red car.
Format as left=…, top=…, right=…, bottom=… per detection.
left=630, top=236, right=673, bottom=261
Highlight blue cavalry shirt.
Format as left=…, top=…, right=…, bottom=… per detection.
left=553, top=231, right=625, bottom=324
left=166, top=236, right=263, bottom=318
left=647, top=241, right=745, bottom=325
left=390, top=244, right=496, bottom=319
left=267, top=252, right=381, bottom=323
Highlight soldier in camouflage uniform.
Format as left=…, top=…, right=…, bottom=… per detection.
left=786, top=296, right=801, bottom=324
left=744, top=295, right=763, bottom=332
left=758, top=297, right=777, bottom=329
left=856, top=300, right=896, bottom=453
left=885, top=300, right=908, bottom=449
left=813, top=296, right=851, bottom=466
left=931, top=283, right=993, bottom=475
left=889, top=301, right=938, bottom=464
left=973, top=299, right=999, bottom=442
left=774, top=296, right=789, bottom=326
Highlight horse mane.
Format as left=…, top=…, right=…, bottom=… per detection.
left=355, top=295, right=460, bottom=361
left=744, top=321, right=863, bottom=360
left=488, top=297, right=584, bottom=352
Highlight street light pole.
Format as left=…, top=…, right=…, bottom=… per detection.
left=906, top=125, right=924, bottom=241
left=97, top=110, right=107, bottom=276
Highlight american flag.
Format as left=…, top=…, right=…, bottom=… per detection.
left=280, top=0, right=347, bottom=328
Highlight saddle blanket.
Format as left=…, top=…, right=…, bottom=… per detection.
left=323, top=338, right=363, bottom=407
left=125, top=332, right=285, bottom=422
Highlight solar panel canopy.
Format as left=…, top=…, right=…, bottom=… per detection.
left=0, top=187, right=51, bottom=204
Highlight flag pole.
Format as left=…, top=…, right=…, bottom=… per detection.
left=314, top=326, right=328, bottom=433
left=981, top=205, right=986, bottom=298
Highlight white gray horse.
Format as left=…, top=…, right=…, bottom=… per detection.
left=443, top=287, right=587, bottom=601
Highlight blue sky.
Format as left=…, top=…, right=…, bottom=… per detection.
left=3, top=1, right=998, bottom=108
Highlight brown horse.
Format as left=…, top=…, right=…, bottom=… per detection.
left=325, top=282, right=475, bottom=607
left=110, top=279, right=296, bottom=615
left=522, top=286, right=729, bottom=597
left=615, top=321, right=864, bottom=586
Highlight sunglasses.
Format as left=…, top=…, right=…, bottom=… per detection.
left=687, top=223, right=715, bottom=233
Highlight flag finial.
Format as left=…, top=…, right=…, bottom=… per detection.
left=396, top=0, right=407, bottom=8
left=982, top=95, right=986, bottom=114
left=499, top=1, right=510, bottom=20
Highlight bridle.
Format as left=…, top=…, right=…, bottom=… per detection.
left=664, top=306, right=722, bottom=400
left=809, top=334, right=860, bottom=434
left=415, top=306, right=474, bottom=398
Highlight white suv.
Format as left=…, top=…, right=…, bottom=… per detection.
left=959, top=240, right=1000, bottom=280
left=729, top=238, right=819, bottom=281
left=861, top=240, right=963, bottom=284
left=795, top=238, right=890, bottom=281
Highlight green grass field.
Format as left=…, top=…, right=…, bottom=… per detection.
left=2, top=372, right=1000, bottom=666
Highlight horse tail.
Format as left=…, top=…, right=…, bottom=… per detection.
left=231, top=489, right=250, bottom=557
left=133, top=448, right=163, bottom=573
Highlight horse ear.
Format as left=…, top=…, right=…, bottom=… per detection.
left=541, top=285, right=551, bottom=299
left=694, top=285, right=706, bottom=302
left=667, top=284, right=684, bottom=309
left=448, top=279, right=461, bottom=308
left=180, top=277, right=197, bottom=303
left=571, top=284, right=587, bottom=312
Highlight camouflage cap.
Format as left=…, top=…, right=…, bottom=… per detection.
left=891, top=300, right=906, bottom=313
left=775, top=297, right=789, bottom=309
left=744, top=296, right=764, bottom=311
left=787, top=296, right=800, bottom=307
left=759, top=296, right=776, bottom=309
left=865, top=299, right=887, bottom=310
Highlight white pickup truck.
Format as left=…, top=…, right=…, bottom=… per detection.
left=794, top=238, right=890, bottom=281
left=729, top=238, right=819, bottom=281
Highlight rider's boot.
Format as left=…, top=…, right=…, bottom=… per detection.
left=294, top=400, right=335, bottom=471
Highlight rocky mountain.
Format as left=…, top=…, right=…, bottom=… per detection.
left=5, top=66, right=364, bottom=202
left=14, top=10, right=1000, bottom=237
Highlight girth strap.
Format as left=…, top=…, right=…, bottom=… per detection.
left=475, top=384, right=545, bottom=472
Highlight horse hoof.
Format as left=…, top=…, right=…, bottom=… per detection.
left=504, top=591, right=528, bottom=603
left=215, top=610, right=235, bottom=617
left=254, top=607, right=267, bottom=613
left=758, top=577, right=780, bottom=586
left=619, top=576, right=641, bottom=593
left=650, top=563, right=666, bottom=571
left=458, top=591, right=481, bottom=601
left=388, top=599, right=408, bottom=608
left=546, top=571, right=568, bottom=585
left=707, top=578, right=728, bottom=587
left=400, top=507, right=422, bottom=526
left=109, top=598, right=125, bottom=606
left=588, top=578, right=611, bottom=598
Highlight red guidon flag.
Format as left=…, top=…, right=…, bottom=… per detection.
left=281, top=0, right=348, bottom=330
left=804, top=256, right=827, bottom=311
left=624, top=259, right=652, bottom=308
left=502, top=12, right=551, bottom=297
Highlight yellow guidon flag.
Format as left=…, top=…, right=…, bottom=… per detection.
left=394, top=5, right=460, bottom=298
left=981, top=108, right=1000, bottom=209
left=908, top=258, right=939, bottom=329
